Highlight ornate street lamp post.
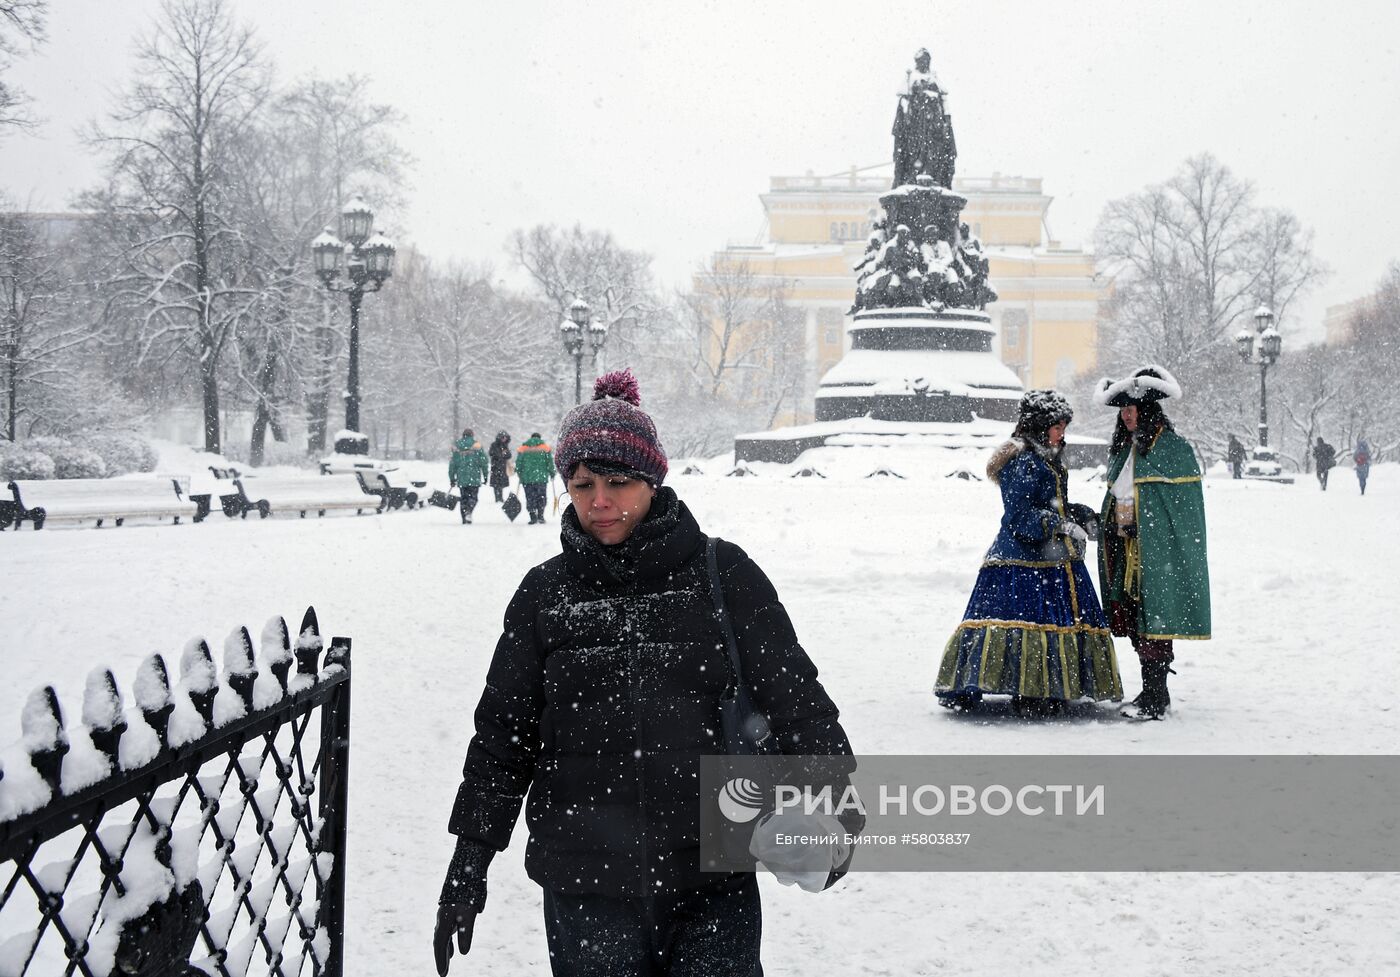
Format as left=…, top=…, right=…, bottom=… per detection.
left=311, top=197, right=396, bottom=439
left=559, top=298, right=610, bottom=405
left=1235, top=304, right=1284, bottom=476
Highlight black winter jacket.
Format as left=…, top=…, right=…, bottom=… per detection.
left=447, top=488, right=854, bottom=897
left=488, top=439, right=512, bottom=487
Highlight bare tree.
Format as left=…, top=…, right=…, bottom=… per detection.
left=1094, top=153, right=1323, bottom=446
left=1337, top=263, right=1400, bottom=458
left=511, top=224, right=662, bottom=366
left=682, top=255, right=800, bottom=414
left=85, top=0, right=271, bottom=454
left=365, top=250, right=557, bottom=456
left=0, top=208, right=96, bottom=439
left=275, top=75, right=410, bottom=452
left=1276, top=344, right=1344, bottom=473
left=0, top=0, right=46, bottom=131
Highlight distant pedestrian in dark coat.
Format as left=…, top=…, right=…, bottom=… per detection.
left=1227, top=434, right=1246, bottom=479
left=1354, top=439, right=1372, bottom=495
left=515, top=433, right=554, bottom=524
left=1312, top=437, right=1337, bottom=491
left=487, top=432, right=511, bottom=502
left=448, top=429, right=488, bottom=523
left=433, top=369, right=858, bottom=977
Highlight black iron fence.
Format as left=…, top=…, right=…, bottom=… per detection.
left=0, top=608, right=352, bottom=977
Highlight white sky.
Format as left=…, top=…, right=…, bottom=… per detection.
left=4, top=0, right=1399, bottom=340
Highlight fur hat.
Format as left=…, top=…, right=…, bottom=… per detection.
left=1017, top=389, right=1073, bottom=432
left=1093, top=366, right=1182, bottom=408
left=555, top=369, right=668, bottom=485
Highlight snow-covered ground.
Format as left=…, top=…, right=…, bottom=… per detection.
left=3, top=443, right=1397, bottom=975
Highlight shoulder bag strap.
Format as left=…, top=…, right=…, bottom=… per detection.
left=706, top=536, right=746, bottom=695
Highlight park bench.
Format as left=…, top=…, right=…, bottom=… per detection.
left=319, top=454, right=390, bottom=476
left=6, top=477, right=197, bottom=530
left=234, top=474, right=381, bottom=518
left=188, top=467, right=251, bottom=520
left=379, top=468, right=426, bottom=508
left=355, top=470, right=407, bottom=510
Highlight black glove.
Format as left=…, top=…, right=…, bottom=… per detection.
left=434, top=904, right=477, bottom=976
left=1066, top=503, right=1101, bottom=542
left=435, top=837, right=494, bottom=975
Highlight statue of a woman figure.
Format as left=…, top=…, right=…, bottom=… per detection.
left=892, top=48, right=957, bottom=189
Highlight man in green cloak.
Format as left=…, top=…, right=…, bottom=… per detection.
left=1095, top=366, right=1211, bottom=720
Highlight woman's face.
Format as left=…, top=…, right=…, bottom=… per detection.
left=568, top=463, right=656, bottom=545
left=1048, top=421, right=1067, bottom=446
left=1120, top=405, right=1139, bottom=432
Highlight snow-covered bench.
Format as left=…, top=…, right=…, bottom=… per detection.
left=319, top=454, right=390, bottom=476
left=378, top=468, right=426, bottom=509
left=234, top=474, right=380, bottom=519
left=187, top=468, right=250, bottom=520
left=356, top=470, right=408, bottom=510
left=6, top=477, right=197, bottom=530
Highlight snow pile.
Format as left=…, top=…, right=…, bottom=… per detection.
left=253, top=617, right=292, bottom=709
left=81, top=668, right=123, bottom=732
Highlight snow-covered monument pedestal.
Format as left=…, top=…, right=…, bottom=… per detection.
left=735, top=50, right=1107, bottom=468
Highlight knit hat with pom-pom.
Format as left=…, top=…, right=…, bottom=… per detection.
left=555, top=368, right=669, bottom=485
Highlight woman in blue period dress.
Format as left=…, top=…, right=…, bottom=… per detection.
left=935, top=390, right=1123, bottom=716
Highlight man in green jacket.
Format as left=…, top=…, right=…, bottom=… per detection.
left=515, top=433, right=554, bottom=525
left=448, top=429, right=488, bottom=524
left=1095, top=367, right=1211, bottom=721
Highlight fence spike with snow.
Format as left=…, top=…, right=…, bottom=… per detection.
left=0, top=607, right=352, bottom=977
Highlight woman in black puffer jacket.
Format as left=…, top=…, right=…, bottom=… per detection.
left=434, top=370, right=856, bottom=977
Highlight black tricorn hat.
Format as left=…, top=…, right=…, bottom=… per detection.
left=1093, top=366, right=1182, bottom=408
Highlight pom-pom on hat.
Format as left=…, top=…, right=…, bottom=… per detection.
left=555, top=368, right=668, bottom=485
left=1094, top=366, right=1182, bottom=408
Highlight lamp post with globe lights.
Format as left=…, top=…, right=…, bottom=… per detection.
left=1234, top=304, right=1285, bottom=478
left=559, top=298, right=610, bottom=405
left=311, top=197, right=396, bottom=443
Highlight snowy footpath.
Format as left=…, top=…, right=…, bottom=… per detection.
left=3, top=447, right=1397, bottom=975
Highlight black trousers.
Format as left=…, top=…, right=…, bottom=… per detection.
left=524, top=482, right=548, bottom=521
left=458, top=485, right=480, bottom=522
left=543, top=874, right=763, bottom=977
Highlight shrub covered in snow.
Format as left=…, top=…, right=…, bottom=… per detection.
left=25, top=437, right=109, bottom=479
left=0, top=441, right=57, bottom=480
left=75, top=432, right=159, bottom=475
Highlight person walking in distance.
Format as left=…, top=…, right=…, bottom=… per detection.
left=488, top=431, right=512, bottom=503
left=1312, top=436, right=1337, bottom=491
left=1354, top=438, right=1372, bottom=495
left=515, top=432, right=554, bottom=525
left=448, top=428, right=488, bottom=524
left=1227, top=434, right=1246, bottom=480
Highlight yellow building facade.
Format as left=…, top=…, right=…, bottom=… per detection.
left=709, top=165, right=1103, bottom=425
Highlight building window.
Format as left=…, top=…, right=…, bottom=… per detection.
left=1002, top=308, right=1028, bottom=348
left=1056, top=357, right=1078, bottom=388
left=817, top=307, right=843, bottom=345
left=829, top=222, right=839, bottom=241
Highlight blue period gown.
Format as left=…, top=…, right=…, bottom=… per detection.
left=935, top=441, right=1123, bottom=707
